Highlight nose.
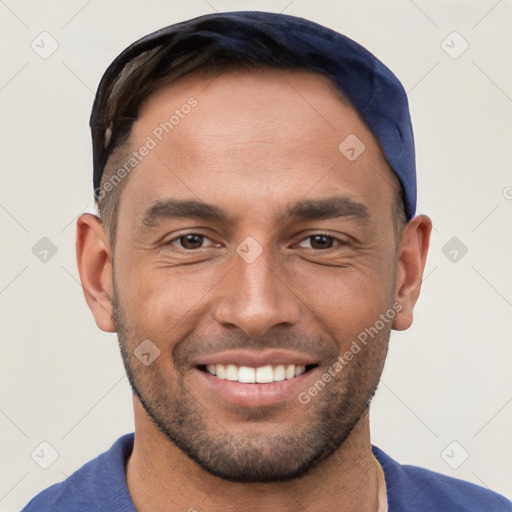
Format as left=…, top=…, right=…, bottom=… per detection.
left=213, top=244, right=301, bottom=338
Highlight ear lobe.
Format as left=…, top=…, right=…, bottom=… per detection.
left=75, top=213, right=116, bottom=333
left=392, top=214, right=432, bottom=331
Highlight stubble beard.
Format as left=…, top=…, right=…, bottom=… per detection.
left=112, top=282, right=390, bottom=483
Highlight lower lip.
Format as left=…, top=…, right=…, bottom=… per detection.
left=194, top=368, right=317, bottom=408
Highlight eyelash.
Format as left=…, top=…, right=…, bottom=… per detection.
left=297, top=233, right=349, bottom=250
left=165, top=232, right=349, bottom=251
left=166, top=232, right=218, bottom=250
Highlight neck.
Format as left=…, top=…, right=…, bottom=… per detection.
left=126, top=398, right=379, bottom=512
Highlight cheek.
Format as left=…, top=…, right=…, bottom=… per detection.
left=290, top=261, right=395, bottom=344
left=120, top=265, right=219, bottom=341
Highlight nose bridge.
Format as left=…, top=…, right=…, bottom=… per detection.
left=213, top=242, right=301, bottom=337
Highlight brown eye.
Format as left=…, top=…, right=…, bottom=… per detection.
left=168, top=233, right=210, bottom=250
left=297, top=234, right=348, bottom=250
left=308, top=235, right=334, bottom=250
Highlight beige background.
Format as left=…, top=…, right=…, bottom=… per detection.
left=1, top=0, right=511, bottom=510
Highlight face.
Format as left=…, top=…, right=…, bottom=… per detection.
left=110, top=68, right=401, bottom=482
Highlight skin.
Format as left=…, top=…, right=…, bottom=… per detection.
left=76, top=68, right=431, bottom=511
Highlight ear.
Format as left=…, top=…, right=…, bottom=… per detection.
left=76, top=213, right=115, bottom=333
left=392, top=214, right=432, bottom=331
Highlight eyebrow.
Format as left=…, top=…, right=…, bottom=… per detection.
left=141, top=199, right=228, bottom=227
left=140, top=195, right=371, bottom=228
left=285, top=196, right=370, bottom=222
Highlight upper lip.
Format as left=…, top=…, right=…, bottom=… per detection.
left=193, top=349, right=318, bottom=368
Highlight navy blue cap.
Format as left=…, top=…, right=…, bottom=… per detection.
left=91, top=11, right=416, bottom=220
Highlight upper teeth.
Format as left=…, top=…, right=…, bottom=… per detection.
left=205, top=364, right=306, bottom=383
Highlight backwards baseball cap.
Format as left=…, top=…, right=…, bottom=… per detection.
left=90, top=11, right=416, bottom=220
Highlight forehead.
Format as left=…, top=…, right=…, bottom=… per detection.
left=116, top=67, right=398, bottom=227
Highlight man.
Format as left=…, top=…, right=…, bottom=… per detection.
left=22, top=11, right=510, bottom=512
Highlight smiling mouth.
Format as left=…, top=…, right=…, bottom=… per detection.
left=197, top=363, right=318, bottom=384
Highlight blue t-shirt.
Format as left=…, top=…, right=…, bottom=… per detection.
left=22, top=433, right=511, bottom=511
